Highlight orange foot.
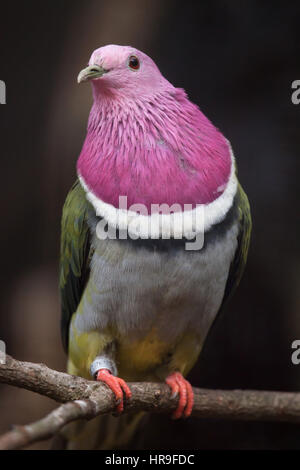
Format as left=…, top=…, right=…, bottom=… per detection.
left=96, top=369, right=132, bottom=414
left=165, top=372, right=194, bottom=419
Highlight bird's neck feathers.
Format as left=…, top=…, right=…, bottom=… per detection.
left=77, top=86, right=235, bottom=214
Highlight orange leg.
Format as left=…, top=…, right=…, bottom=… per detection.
left=96, top=369, right=132, bottom=414
left=165, top=372, right=194, bottom=419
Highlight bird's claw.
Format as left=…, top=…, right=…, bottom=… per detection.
left=165, top=371, right=194, bottom=419
left=96, top=369, right=132, bottom=414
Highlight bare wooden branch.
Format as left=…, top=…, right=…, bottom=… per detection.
left=0, top=400, right=96, bottom=450
left=1, top=355, right=300, bottom=450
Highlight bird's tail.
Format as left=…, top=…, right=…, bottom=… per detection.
left=62, top=411, right=146, bottom=450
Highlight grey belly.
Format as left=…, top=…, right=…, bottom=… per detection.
left=75, top=221, right=239, bottom=344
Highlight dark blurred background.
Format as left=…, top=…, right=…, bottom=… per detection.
left=0, top=0, right=299, bottom=449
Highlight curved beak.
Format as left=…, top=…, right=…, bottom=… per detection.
left=77, top=65, right=108, bottom=84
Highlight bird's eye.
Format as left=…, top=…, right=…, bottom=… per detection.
left=128, top=56, right=140, bottom=70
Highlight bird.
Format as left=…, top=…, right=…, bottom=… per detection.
left=59, top=44, right=251, bottom=449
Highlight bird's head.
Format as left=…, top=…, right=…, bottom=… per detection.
left=78, top=45, right=168, bottom=98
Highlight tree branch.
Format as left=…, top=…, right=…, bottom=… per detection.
left=1, top=355, right=300, bottom=449
left=0, top=400, right=97, bottom=450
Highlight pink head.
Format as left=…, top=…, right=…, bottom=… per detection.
left=78, top=45, right=170, bottom=99
left=77, top=45, right=232, bottom=210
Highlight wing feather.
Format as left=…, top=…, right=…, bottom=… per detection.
left=59, top=180, right=93, bottom=352
left=221, top=182, right=252, bottom=309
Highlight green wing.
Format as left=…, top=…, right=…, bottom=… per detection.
left=221, top=182, right=252, bottom=309
left=59, top=180, right=94, bottom=352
